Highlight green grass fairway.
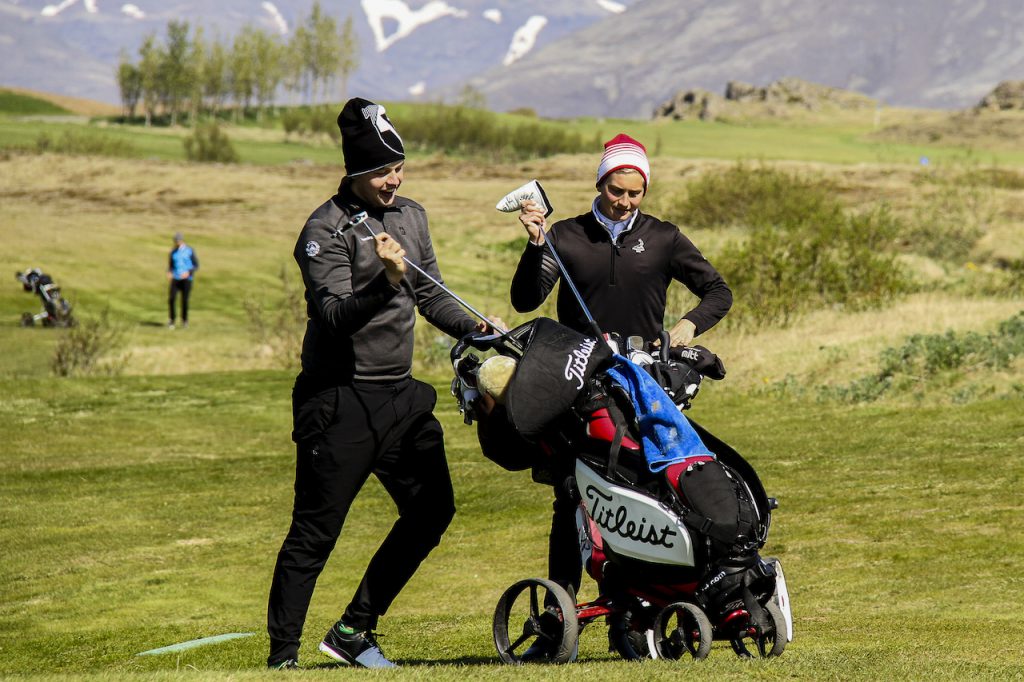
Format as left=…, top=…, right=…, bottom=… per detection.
left=1, top=109, right=1022, bottom=679
left=1, top=371, right=1022, bottom=680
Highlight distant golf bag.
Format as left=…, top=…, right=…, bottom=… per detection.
left=450, top=318, right=793, bottom=663
left=16, top=268, right=75, bottom=327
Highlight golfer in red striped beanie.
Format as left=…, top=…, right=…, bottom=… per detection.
left=505, top=132, right=733, bottom=639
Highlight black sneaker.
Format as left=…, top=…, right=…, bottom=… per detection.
left=319, top=621, right=396, bottom=668
left=267, top=657, right=298, bottom=670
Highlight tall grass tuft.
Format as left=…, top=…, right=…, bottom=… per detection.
left=396, top=103, right=591, bottom=161
left=51, top=308, right=130, bottom=377
left=35, top=130, right=137, bottom=157
left=902, top=162, right=995, bottom=262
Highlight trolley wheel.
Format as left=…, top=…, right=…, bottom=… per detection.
left=492, top=578, right=579, bottom=664
left=652, top=601, right=712, bottom=661
left=608, top=604, right=657, bottom=660
left=20, top=313, right=34, bottom=327
left=730, top=600, right=787, bottom=658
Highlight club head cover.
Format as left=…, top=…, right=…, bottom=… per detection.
left=495, top=179, right=553, bottom=217
left=477, top=355, right=518, bottom=404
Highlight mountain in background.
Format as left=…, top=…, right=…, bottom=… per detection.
left=462, top=0, right=1024, bottom=117
left=0, top=0, right=638, bottom=107
left=2, top=0, right=1023, bottom=118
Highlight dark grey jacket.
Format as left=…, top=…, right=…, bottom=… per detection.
left=294, top=183, right=476, bottom=383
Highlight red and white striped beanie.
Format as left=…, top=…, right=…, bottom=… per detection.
left=596, top=133, right=650, bottom=188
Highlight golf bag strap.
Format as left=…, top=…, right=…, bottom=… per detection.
left=606, top=421, right=626, bottom=480
left=678, top=507, right=737, bottom=547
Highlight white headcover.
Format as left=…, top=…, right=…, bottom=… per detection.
left=495, top=179, right=553, bottom=217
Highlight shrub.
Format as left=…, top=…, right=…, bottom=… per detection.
left=715, top=204, right=911, bottom=327
left=821, top=311, right=1024, bottom=403
left=902, top=163, right=995, bottom=262
left=34, top=130, right=137, bottom=157
left=183, top=122, right=239, bottom=163
left=51, top=308, right=130, bottom=377
left=243, top=266, right=306, bottom=369
left=663, top=163, right=838, bottom=230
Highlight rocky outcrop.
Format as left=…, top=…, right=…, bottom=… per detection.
left=655, top=77, right=876, bottom=120
left=652, top=88, right=723, bottom=121
left=975, top=81, right=1024, bottom=111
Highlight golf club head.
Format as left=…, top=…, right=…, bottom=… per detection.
left=495, top=180, right=553, bottom=217
left=330, top=211, right=369, bottom=239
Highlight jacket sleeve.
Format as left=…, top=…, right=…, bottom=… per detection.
left=510, top=238, right=560, bottom=313
left=168, top=250, right=174, bottom=274
left=669, top=229, right=733, bottom=335
left=295, top=218, right=400, bottom=333
left=189, top=248, right=198, bottom=272
left=411, top=223, right=478, bottom=339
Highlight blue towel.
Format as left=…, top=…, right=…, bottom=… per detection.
left=605, top=355, right=714, bottom=472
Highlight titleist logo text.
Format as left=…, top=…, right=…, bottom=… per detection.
left=584, top=485, right=678, bottom=548
left=564, top=337, right=597, bottom=389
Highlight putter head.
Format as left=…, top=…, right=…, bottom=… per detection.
left=331, top=211, right=369, bottom=239
left=495, top=179, right=553, bottom=217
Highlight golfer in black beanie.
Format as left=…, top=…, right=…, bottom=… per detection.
left=266, top=98, right=502, bottom=670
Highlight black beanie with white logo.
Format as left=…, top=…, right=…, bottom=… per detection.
left=337, top=97, right=405, bottom=176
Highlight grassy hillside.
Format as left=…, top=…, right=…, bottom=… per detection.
left=0, top=88, right=71, bottom=116
left=1, top=107, right=1022, bottom=679
left=0, top=85, right=118, bottom=117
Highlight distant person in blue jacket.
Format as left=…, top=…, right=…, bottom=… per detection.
left=167, top=232, right=198, bottom=329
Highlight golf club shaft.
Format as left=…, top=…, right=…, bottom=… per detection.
left=543, top=238, right=606, bottom=343
left=359, top=222, right=508, bottom=335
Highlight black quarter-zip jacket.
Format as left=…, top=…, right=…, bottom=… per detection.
left=510, top=210, right=732, bottom=342
left=293, top=181, right=477, bottom=384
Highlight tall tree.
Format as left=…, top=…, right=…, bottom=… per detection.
left=137, top=33, right=163, bottom=126
left=336, top=16, right=359, bottom=103
left=229, top=25, right=257, bottom=120
left=116, top=50, right=142, bottom=119
left=187, top=25, right=206, bottom=124
left=162, top=21, right=192, bottom=125
left=203, top=35, right=228, bottom=116
left=252, top=29, right=285, bottom=120
left=308, top=1, right=340, bottom=103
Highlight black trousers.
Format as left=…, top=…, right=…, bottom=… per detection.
left=266, top=376, right=456, bottom=664
left=168, top=278, right=192, bottom=322
left=549, top=479, right=583, bottom=596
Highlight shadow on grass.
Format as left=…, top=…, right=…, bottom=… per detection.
left=303, top=655, right=499, bottom=669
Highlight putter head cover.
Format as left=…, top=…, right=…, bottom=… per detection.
left=495, top=179, right=553, bottom=217
left=476, top=355, right=518, bottom=404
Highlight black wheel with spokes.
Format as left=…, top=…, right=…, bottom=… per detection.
left=608, top=602, right=658, bottom=660
left=730, top=600, right=787, bottom=658
left=493, top=578, right=579, bottom=664
left=652, top=601, right=712, bottom=661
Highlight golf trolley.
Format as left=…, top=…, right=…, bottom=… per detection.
left=450, top=320, right=793, bottom=664
left=16, top=268, right=75, bottom=327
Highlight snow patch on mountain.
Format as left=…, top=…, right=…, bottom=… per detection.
left=362, top=0, right=468, bottom=52
left=483, top=8, right=501, bottom=24
left=41, top=0, right=77, bottom=17
left=120, top=3, right=143, bottom=19
left=261, top=2, right=288, bottom=35
left=83, top=0, right=97, bottom=12
left=595, top=0, right=626, bottom=13
left=408, top=81, right=426, bottom=96
left=503, top=15, right=547, bottom=66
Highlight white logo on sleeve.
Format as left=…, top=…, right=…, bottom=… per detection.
left=305, top=241, right=320, bottom=257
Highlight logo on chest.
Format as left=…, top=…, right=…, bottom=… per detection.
left=632, top=238, right=645, bottom=254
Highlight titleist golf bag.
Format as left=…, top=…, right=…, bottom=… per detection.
left=451, top=318, right=792, bottom=663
